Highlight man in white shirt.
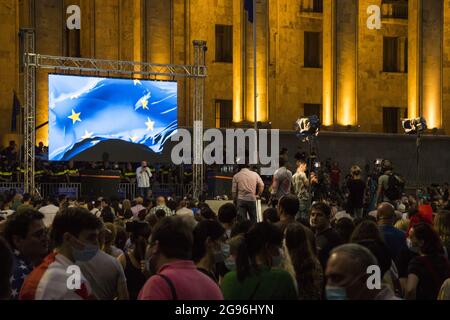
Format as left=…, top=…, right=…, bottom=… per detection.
left=232, top=164, right=264, bottom=223
left=136, top=161, right=152, bottom=199
left=39, top=198, right=60, bottom=228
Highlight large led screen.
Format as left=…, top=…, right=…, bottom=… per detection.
left=48, top=74, right=178, bottom=161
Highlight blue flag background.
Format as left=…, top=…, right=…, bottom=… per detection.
left=48, top=74, right=178, bottom=161
left=244, top=0, right=254, bottom=23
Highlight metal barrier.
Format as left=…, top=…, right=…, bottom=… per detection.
left=0, top=182, right=25, bottom=194
left=0, top=182, right=192, bottom=200
left=38, top=183, right=81, bottom=199
left=119, top=183, right=136, bottom=200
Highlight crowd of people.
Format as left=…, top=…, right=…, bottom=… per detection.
left=1, top=139, right=450, bottom=300
left=0, top=152, right=449, bottom=300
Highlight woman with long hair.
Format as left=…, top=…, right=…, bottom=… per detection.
left=221, top=222, right=297, bottom=300
left=405, top=223, right=450, bottom=300
left=117, top=221, right=150, bottom=300
left=285, top=223, right=323, bottom=300
left=192, top=220, right=226, bottom=283
left=434, top=210, right=450, bottom=258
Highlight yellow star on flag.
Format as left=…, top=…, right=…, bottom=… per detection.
left=134, top=79, right=141, bottom=86
left=68, top=109, right=81, bottom=124
left=142, top=99, right=149, bottom=110
left=145, top=118, right=155, bottom=131
left=130, top=136, right=139, bottom=143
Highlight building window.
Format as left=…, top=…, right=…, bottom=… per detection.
left=382, top=0, right=408, bottom=20
left=304, top=32, right=322, bottom=68
left=383, top=107, right=407, bottom=133
left=65, top=29, right=81, bottom=58
left=301, top=0, right=323, bottom=13
left=313, top=0, right=323, bottom=13
left=215, top=100, right=233, bottom=128
left=304, top=104, right=322, bottom=118
left=215, top=25, right=232, bottom=63
left=383, top=37, right=407, bottom=73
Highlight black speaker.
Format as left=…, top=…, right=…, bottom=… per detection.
left=79, top=170, right=121, bottom=199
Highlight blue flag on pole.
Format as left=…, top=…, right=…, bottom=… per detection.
left=244, top=0, right=254, bottom=23
left=11, top=91, right=21, bottom=132
left=48, top=74, right=178, bottom=161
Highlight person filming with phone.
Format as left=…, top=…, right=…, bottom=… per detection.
left=136, top=161, right=152, bottom=199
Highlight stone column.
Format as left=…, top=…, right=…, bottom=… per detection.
left=0, top=0, right=20, bottom=141
left=336, top=0, right=358, bottom=127
left=322, top=0, right=335, bottom=127
left=422, top=0, right=443, bottom=129
left=245, top=0, right=268, bottom=123
left=232, top=0, right=244, bottom=122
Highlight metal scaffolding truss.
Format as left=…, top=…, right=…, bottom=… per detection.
left=24, top=54, right=207, bottom=79
left=23, top=29, right=207, bottom=198
left=23, top=30, right=36, bottom=195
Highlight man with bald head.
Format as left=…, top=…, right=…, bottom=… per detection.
left=377, top=202, right=406, bottom=261
left=325, top=244, right=399, bottom=300
left=149, top=196, right=172, bottom=217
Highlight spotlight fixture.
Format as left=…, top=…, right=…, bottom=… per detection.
left=401, top=117, right=427, bottom=134
left=295, top=115, right=321, bottom=140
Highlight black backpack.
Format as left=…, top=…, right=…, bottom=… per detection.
left=384, top=173, right=403, bottom=201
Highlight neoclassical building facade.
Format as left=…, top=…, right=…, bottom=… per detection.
left=1, top=0, right=450, bottom=145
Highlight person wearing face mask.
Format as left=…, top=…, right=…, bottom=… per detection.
left=221, top=222, right=298, bottom=300
left=20, top=207, right=102, bottom=300
left=77, top=226, right=129, bottom=300
left=325, top=243, right=400, bottom=300
left=138, top=216, right=223, bottom=300
left=192, top=220, right=227, bottom=283
left=118, top=221, right=150, bottom=300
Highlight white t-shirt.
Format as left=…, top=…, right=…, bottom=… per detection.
left=136, top=166, right=152, bottom=188
left=39, top=205, right=59, bottom=227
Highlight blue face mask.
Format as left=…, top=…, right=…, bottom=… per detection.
left=72, top=239, right=99, bottom=262
left=325, top=286, right=348, bottom=300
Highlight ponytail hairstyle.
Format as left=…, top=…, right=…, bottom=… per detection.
left=236, top=222, right=283, bottom=282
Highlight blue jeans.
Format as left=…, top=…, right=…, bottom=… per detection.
left=237, top=199, right=257, bottom=224
left=138, top=187, right=150, bottom=199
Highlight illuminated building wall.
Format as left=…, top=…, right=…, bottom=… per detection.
left=2, top=0, right=450, bottom=145
left=336, top=0, right=357, bottom=127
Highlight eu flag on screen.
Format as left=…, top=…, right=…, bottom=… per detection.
left=48, top=74, right=178, bottom=161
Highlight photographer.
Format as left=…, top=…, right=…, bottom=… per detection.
left=376, top=160, right=405, bottom=206
left=136, top=161, right=152, bottom=199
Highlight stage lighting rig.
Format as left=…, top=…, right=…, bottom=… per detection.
left=401, top=117, right=427, bottom=134
left=295, top=115, right=321, bottom=141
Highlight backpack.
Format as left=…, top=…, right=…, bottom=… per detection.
left=384, top=173, right=403, bottom=201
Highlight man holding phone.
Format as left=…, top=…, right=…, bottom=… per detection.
left=136, top=161, right=152, bottom=199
